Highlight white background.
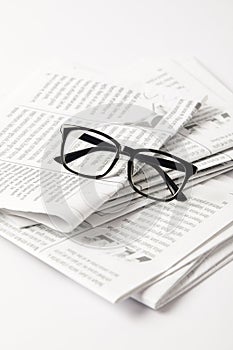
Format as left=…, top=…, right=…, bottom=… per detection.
left=0, top=1, right=233, bottom=349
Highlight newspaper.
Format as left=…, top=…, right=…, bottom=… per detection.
left=0, top=58, right=233, bottom=305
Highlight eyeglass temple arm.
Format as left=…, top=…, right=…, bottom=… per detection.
left=54, top=144, right=114, bottom=164
left=150, top=163, right=187, bottom=201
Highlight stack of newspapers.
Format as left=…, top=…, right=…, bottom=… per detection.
left=0, top=57, right=233, bottom=309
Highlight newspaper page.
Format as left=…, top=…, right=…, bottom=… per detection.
left=0, top=177, right=233, bottom=302
left=0, top=64, right=202, bottom=232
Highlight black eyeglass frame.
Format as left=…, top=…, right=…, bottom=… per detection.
left=56, top=124, right=198, bottom=202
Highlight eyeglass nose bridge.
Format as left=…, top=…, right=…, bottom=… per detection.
left=121, top=145, right=137, bottom=158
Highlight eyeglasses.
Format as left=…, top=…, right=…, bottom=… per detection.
left=54, top=125, right=198, bottom=202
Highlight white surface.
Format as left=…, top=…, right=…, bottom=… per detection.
left=0, top=1, right=233, bottom=349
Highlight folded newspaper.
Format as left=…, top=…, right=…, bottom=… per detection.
left=0, top=57, right=233, bottom=308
